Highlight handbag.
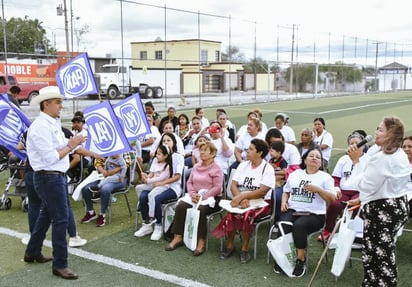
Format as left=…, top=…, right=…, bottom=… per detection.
left=183, top=195, right=202, bottom=251
left=331, top=207, right=357, bottom=277
left=267, top=221, right=296, bottom=277
left=72, top=170, right=103, bottom=201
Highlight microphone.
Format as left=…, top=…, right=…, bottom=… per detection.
left=356, top=135, right=373, bottom=148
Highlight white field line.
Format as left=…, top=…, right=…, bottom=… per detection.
left=317, top=99, right=412, bottom=114
left=0, top=227, right=211, bottom=287
left=234, top=98, right=412, bottom=116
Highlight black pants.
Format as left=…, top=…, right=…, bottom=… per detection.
left=279, top=209, right=325, bottom=249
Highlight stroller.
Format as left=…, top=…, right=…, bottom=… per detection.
left=0, top=156, right=28, bottom=211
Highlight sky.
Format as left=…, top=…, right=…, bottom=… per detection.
left=3, top=0, right=412, bottom=67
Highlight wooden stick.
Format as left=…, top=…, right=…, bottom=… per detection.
left=307, top=218, right=342, bottom=287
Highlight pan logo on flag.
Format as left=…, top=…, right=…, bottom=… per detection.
left=119, top=103, right=141, bottom=136
left=62, top=63, right=89, bottom=96
left=87, top=113, right=117, bottom=152
left=56, top=53, right=98, bottom=98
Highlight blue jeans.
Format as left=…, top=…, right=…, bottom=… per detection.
left=26, top=173, right=69, bottom=269
left=25, top=171, right=40, bottom=233
left=82, top=179, right=126, bottom=214
left=139, top=188, right=177, bottom=224
left=274, top=185, right=284, bottom=222
left=26, top=171, right=77, bottom=237
left=184, top=156, right=193, bottom=168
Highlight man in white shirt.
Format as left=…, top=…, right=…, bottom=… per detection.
left=24, top=86, right=85, bottom=280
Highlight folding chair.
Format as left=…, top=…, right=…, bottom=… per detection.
left=251, top=188, right=276, bottom=259
left=205, top=174, right=227, bottom=251
left=161, top=166, right=187, bottom=233
left=267, top=220, right=327, bottom=271
left=220, top=168, right=276, bottom=259
left=92, top=152, right=136, bottom=224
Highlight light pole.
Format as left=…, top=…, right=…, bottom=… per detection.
left=56, top=0, right=70, bottom=56
left=1, top=0, right=8, bottom=78
left=69, top=0, right=79, bottom=54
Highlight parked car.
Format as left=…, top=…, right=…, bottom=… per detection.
left=0, top=74, right=49, bottom=104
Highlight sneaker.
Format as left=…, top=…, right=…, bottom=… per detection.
left=292, top=258, right=306, bottom=277
left=80, top=211, right=97, bottom=223
left=150, top=224, right=163, bottom=241
left=239, top=250, right=251, bottom=264
left=21, top=235, right=45, bottom=246
left=317, top=229, right=330, bottom=242
left=69, top=235, right=87, bottom=247
left=219, top=248, right=235, bottom=259
left=134, top=223, right=153, bottom=237
left=273, top=261, right=283, bottom=274
left=0, top=163, right=7, bottom=172
left=147, top=217, right=157, bottom=225
left=96, top=214, right=106, bottom=227
left=88, top=185, right=100, bottom=193
left=68, top=177, right=80, bottom=184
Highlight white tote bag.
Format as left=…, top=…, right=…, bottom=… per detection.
left=267, top=221, right=296, bottom=277
left=183, top=196, right=202, bottom=251
left=331, top=207, right=357, bottom=277
left=163, top=204, right=176, bottom=234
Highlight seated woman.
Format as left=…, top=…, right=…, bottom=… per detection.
left=295, top=128, right=319, bottom=157
left=175, top=113, right=190, bottom=140
left=80, top=153, right=131, bottom=227
left=213, top=138, right=275, bottom=264
left=165, top=141, right=224, bottom=256
left=150, top=121, right=185, bottom=158
left=207, top=120, right=235, bottom=177
left=275, top=147, right=336, bottom=277
left=320, top=132, right=370, bottom=241
left=191, top=135, right=209, bottom=166
left=134, top=132, right=184, bottom=241
left=182, top=116, right=203, bottom=168
left=217, top=111, right=235, bottom=143
left=273, top=113, right=296, bottom=145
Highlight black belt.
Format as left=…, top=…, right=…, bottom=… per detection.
left=35, top=170, right=66, bottom=176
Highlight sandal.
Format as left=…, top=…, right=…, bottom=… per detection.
left=165, top=240, right=183, bottom=251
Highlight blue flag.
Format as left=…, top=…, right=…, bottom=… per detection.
left=0, top=94, right=31, bottom=160
left=112, top=93, right=151, bottom=142
left=83, top=101, right=132, bottom=157
left=55, top=52, right=98, bottom=98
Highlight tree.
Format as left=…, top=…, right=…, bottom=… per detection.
left=284, top=62, right=363, bottom=92
left=0, top=16, right=54, bottom=54
left=243, top=56, right=269, bottom=73
left=221, top=45, right=245, bottom=62
left=319, top=62, right=362, bottom=82
left=285, top=64, right=321, bottom=92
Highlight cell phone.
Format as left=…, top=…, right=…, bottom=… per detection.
left=340, top=201, right=348, bottom=206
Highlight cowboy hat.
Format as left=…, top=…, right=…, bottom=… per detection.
left=30, top=86, right=64, bottom=106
